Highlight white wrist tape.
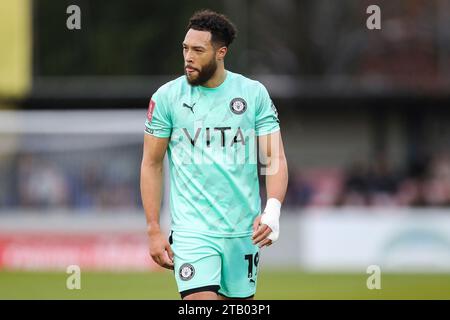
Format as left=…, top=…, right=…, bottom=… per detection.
left=260, top=198, right=281, bottom=242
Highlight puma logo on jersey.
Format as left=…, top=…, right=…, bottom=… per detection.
left=182, top=103, right=195, bottom=113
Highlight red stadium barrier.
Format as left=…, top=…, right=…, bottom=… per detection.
left=0, top=232, right=161, bottom=271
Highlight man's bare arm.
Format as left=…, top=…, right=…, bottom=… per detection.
left=260, top=130, right=288, bottom=202
left=252, top=130, right=289, bottom=247
left=140, top=134, right=174, bottom=269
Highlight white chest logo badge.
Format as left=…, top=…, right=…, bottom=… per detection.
left=230, top=98, right=247, bottom=115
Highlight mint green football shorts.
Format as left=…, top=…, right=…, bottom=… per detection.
left=169, top=230, right=260, bottom=299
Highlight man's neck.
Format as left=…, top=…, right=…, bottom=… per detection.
left=202, top=66, right=226, bottom=88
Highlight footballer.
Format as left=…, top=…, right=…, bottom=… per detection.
left=140, top=9, right=288, bottom=300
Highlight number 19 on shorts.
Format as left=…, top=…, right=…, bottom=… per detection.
left=244, top=252, right=259, bottom=278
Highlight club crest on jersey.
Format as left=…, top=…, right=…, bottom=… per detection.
left=179, top=263, right=195, bottom=281
left=230, top=98, right=247, bottom=115
left=147, top=99, right=156, bottom=123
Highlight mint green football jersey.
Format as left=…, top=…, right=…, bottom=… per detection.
left=144, top=70, right=280, bottom=237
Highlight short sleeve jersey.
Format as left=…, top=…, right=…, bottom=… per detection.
left=145, top=70, right=280, bottom=237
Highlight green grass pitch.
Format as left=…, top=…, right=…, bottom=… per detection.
left=1, top=269, right=450, bottom=299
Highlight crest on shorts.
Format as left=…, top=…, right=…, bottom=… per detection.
left=179, top=263, right=195, bottom=281
left=230, top=98, right=247, bottom=115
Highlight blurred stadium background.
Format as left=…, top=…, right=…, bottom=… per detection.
left=1, top=0, right=450, bottom=299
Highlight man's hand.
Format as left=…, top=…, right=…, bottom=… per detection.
left=252, top=198, right=281, bottom=248
left=252, top=215, right=273, bottom=248
left=148, top=228, right=174, bottom=270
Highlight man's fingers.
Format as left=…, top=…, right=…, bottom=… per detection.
left=148, top=234, right=175, bottom=270
left=253, top=226, right=272, bottom=245
left=253, top=216, right=261, bottom=233
left=151, top=252, right=174, bottom=270
left=151, top=252, right=163, bottom=266
left=252, top=224, right=268, bottom=240
left=166, top=243, right=174, bottom=261
left=259, top=238, right=272, bottom=248
left=163, top=245, right=175, bottom=270
left=161, top=257, right=174, bottom=270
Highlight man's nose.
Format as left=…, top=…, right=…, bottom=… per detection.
left=185, top=51, right=194, bottom=64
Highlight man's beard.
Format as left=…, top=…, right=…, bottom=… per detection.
left=185, top=58, right=217, bottom=86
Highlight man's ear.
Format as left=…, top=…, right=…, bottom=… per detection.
left=216, top=46, right=227, bottom=61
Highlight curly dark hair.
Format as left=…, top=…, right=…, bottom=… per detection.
left=187, top=9, right=237, bottom=48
